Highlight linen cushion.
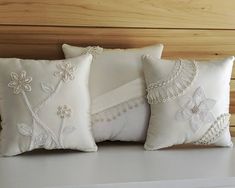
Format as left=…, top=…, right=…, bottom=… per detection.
left=143, top=56, right=234, bottom=150
left=0, top=54, right=97, bottom=156
left=62, top=44, right=163, bottom=142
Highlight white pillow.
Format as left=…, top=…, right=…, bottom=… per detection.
left=62, top=44, right=163, bottom=142
left=92, top=78, right=149, bottom=142
left=0, top=54, right=97, bottom=156
left=143, top=56, right=234, bottom=150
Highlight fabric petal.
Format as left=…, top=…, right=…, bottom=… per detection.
left=176, top=108, right=192, bottom=121
left=14, top=85, right=22, bottom=94
left=24, top=77, right=32, bottom=84
left=202, top=98, right=216, bottom=109
left=20, top=71, right=26, bottom=80
left=198, top=98, right=216, bottom=112
left=8, top=81, right=17, bottom=87
left=199, top=111, right=215, bottom=123
left=185, top=99, right=195, bottom=110
left=24, top=84, right=31, bottom=92
left=193, top=87, right=205, bottom=106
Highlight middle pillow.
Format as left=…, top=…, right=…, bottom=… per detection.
left=62, top=44, right=163, bottom=142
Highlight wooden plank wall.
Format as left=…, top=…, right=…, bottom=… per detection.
left=0, top=0, right=235, bottom=135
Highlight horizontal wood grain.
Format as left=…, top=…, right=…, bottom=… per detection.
left=230, top=127, right=235, bottom=137
left=0, top=26, right=234, bottom=74
left=229, top=81, right=235, bottom=128
left=0, top=0, right=235, bottom=29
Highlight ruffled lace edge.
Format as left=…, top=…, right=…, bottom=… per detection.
left=146, top=60, right=198, bottom=104
left=91, top=96, right=147, bottom=125
left=193, top=113, right=230, bottom=145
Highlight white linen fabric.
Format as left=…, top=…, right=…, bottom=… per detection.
left=143, top=56, right=234, bottom=150
left=0, top=54, right=97, bottom=156
left=92, top=78, right=149, bottom=142
left=62, top=44, right=163, bottom=142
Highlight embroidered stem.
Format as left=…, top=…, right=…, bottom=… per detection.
left=22, top=91, right=59, bottom=146
left=29, top=119, right=36, bottom=150
left=59, top=118, right=65, bottom=148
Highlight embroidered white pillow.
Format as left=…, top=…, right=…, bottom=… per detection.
left=0, top=54, right=97, bottom=156
left=62, top=44, right=163, bottom=142
left=143, top=56, right=234, bottom=150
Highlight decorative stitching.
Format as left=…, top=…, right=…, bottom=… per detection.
left=92, top=96, right=146, bottom=125
left=9, top=61, right=78, bottom=151
left=146, top=60, right=198, bottom=104
left=194, top=113, right=230, bottom=145
left=8, top=71, right=32, bottom=94
left=81, top=46, right=103, bottom=58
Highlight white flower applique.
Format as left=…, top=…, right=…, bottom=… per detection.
left=8, top=71, right=32, bottom=94
left=54, top=62, right=76, bottom=82
left=176, top=87, right=216, bottom=131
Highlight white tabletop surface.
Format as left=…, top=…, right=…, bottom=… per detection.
left=1, top=139, right=235, bottom=188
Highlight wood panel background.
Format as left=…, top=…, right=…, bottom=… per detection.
left=0, top=0, right=235, bottom=135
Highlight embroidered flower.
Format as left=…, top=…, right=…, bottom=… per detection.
left=176, top=87, right=216, bottom=131
left=81, top=46, right=103, bottom=58
left=57, top=105, right=72, bottom=119
left=8, top=71, right=32, bottom=94
left=54, top=62, right=76, bottom=82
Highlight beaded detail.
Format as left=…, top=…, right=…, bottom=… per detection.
left=92, top=96, right=146, bottom=125
left=194, top=113, right=230, bottom=145
left=146, top=60, right=198, bottom=104
left=81, top=46, right=103, bottom=58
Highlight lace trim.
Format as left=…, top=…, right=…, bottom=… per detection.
left=81, top=46, right=103, bottom=58
left=193, top=113, right=230, bottom=145
left=92, top=96, right=146, bottom=125
left=146, top=60, right=198, bottom=104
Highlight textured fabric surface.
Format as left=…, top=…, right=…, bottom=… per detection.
left=62, top=44, right=163, bottom=142
left=143, top=56, right=234, bottom=150
left=0, top=54, right=97, bottom=156
left=91, top=78, right=149, bottom=142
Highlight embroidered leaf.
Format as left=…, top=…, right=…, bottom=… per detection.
left=17, top=123, right=32, bottom=136
left=63, top=126, right=76, bottom=134
left=41, top=82, right=54, bottom=93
